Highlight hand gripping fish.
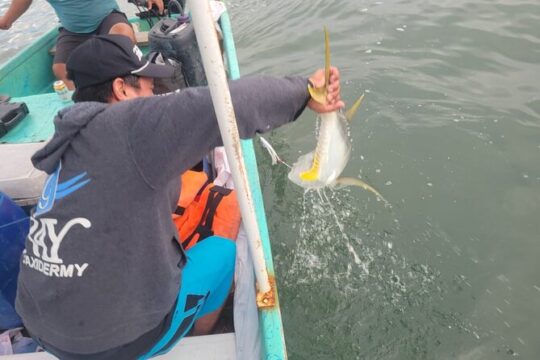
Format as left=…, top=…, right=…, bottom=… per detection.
left=285, top=28, right=385, bottom=201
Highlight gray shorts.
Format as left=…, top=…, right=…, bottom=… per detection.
left=54, top=10, right=131, bottom=64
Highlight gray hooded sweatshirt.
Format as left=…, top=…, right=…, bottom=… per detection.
left=15, top=75, right=309, bottom=353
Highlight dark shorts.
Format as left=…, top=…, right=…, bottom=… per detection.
left=34, top=236, right=236, bottom=360
left=54, top=10, right=131, bottom=64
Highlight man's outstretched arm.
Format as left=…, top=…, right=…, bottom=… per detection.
left=121, top=69, right=342, bottom=188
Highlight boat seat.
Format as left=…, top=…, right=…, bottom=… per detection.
left=48, top=31, right=149, bottom=56
left=0, top=92, right=69, bottom=205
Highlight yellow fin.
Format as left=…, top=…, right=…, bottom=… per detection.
left=308, top=27, right=331, bottom=105
left=299, top=154, right=321, bottom=181
left=308, top=85, right=327, bottom=105
left=323, top=26, right=330, bottom=91
left=345, top=94, right=365, bottom=121
left=299, top=168, right=320, bottom=181
left=333, top=177, right=387, bottom=203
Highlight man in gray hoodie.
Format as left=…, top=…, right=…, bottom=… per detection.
left=15, top=34, right=344, bottom=359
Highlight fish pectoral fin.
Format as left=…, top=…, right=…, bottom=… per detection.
left=333, top=177, right=388, bottom=203
left=345, top=94, right=365, bottom=122
left=259, top=136, right=292, bottom=168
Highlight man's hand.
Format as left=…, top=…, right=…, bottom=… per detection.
left=147, top=0, right=164, bottom=14
left=0, top=16, right=13, bottom=30
left=307, top=66, right=345, bottom=114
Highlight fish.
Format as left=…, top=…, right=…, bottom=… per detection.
left=288, top=28, right=385, bottom=202
left=287, top=94, right=364, bottom=189
left=260, top=129, right=386, bottom=202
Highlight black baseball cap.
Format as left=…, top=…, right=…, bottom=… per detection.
left=66, top=34, right=175, bottom=89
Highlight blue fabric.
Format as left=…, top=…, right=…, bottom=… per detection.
left=47, top=0, right=119, bottom=33
left=0, top=193, right=29, bottom=329
left=139, top=236, right=236, bottom=359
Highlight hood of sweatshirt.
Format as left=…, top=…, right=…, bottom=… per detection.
left=31, top=102, right=108, bottom=174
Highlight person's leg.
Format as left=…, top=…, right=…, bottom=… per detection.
left=52, top=29, right=89, bottom=90
left=53, top=11, right=134, bottom=90
left=138, top=236, right=236, bottom=359
left=108, top=22, right=136, bottom=43
left=52, top=63, right=73, bottom=90
left=191, top=306, right=225, bottom=336
left=97, top=10, right=135, bottom=43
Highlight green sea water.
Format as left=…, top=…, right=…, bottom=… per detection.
left=229, top=0, right=540, bottom=358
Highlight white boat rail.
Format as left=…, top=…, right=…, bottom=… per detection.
left=188, top=0, right=274, bottom=304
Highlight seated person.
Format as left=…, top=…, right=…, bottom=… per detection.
left=15, top=34, right=343, bottom=359
left=0, top=0, right=164, bottom=89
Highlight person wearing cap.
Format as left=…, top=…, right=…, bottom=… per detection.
left=0, top=0, right=164, bottom=90
left=15, top=34, right=344, bottom=359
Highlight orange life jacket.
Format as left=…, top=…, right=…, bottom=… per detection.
left=173, top=170, right=241, bottom=250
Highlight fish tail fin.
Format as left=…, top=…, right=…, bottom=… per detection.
left=308, top=27, right=331, bottom=105
left=323, top=26, right=330, bottom=90
left=345, top=93, right=365, bottom=121
left=299, top=154, right=321, bottom=181
left=334, top=177, right=388, bottom=203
